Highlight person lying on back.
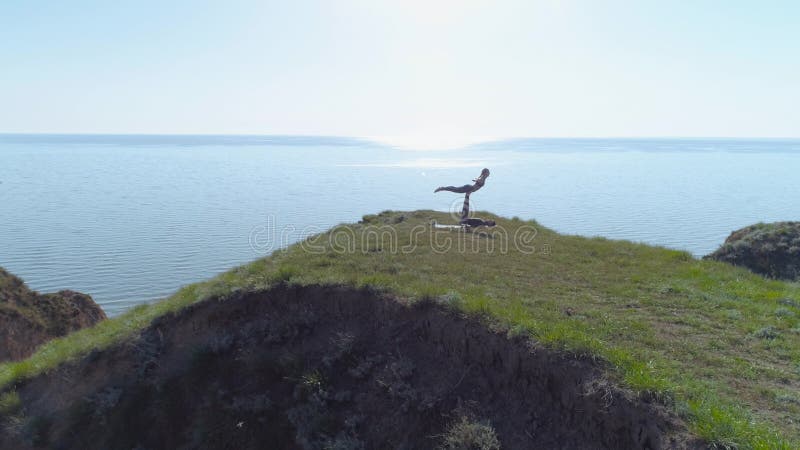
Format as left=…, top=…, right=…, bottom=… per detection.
left=458, top=192, right=496, bottom=228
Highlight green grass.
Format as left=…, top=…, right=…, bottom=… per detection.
left=2, top=210, right=800, bottom=448
left=0, top=390, right=20, bottom=416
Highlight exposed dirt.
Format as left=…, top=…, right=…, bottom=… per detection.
left=706, top=221, right=800, bottom=280
left=0, top=285, right=702, bottom=449
left=0, top=268, right=106, bottom=362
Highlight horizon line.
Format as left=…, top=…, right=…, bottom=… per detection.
left=2, top=132, right=800, bottom=140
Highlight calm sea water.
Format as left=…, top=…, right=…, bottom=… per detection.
left=1, top=135, right=798, bottom=316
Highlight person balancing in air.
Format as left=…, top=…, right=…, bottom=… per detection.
left=434, top=167, right=490, bottom=194
left=434, top=168, right=496, bottom=229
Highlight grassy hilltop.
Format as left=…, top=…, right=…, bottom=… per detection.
left=2, top=211, right=800, bottom=448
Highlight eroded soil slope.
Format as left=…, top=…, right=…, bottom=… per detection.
left=0, top=285, right=701, bottom=449
left=706, top=221, right=800, bottom=280
left=0, top=267, right=106, bottom=362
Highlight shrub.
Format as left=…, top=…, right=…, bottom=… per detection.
left=270, top=265, right=300, bottom=284
left=753, top=326, right=780, bottom=340
left=440, top=416, right=501, bottom=450
left=440, top=291, right=463, bottom=308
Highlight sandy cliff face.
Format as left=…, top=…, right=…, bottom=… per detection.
left=706, top=222, right=800, bottom=281
left=0, top=268, right=106, bottom=362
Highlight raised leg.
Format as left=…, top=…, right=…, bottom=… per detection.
left=434, top=184, right=473, bottom=194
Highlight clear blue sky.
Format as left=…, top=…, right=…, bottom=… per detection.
left=1, top=0, right=798, bottom=147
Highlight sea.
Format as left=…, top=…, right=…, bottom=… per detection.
left=1, top=134, right=798, bottom=316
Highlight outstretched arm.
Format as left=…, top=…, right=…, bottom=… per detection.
left=470, top=168, right=490, bottom=192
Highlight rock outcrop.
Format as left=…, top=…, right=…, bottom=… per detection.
left=705, top=222, right=800, bottom=281
left=0, top=268, right=106, bottom=361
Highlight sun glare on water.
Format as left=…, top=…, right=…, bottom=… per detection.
left=368, top=135, right=496, bottom=151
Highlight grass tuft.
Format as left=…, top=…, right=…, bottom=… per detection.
left=753, top=326, right=781, bottom=340
left=0, top=390, right=20, bottom=416
left=440, top=415, right=501, bottom=450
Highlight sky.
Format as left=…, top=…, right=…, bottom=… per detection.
left=1, top=0, right=798, bottom=148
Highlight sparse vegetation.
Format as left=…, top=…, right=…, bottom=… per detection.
left=440, top=415, right=501, bottom=450
left=0, top=391, right=20, bottom=416
left=0, top=268, right=106, bottom=362
left=753, top=326, right=781, bottom=340
left=1, top=210, right=799, bottom=448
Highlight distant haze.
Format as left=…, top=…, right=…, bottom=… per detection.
left=1, top=1, right=799, bottom=147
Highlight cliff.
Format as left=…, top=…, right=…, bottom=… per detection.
left=705, top=221, right=800, bottom=281
left=0, top=268, right=106, bottom=361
